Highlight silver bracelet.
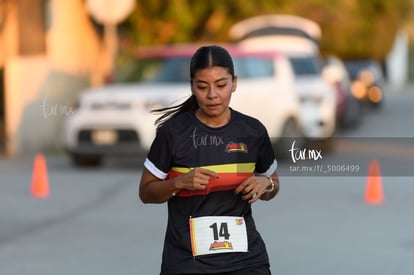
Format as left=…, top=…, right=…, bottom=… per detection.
left=265, top=176, right=274, bottom=193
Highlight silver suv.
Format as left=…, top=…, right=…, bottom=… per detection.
left=230, top=14, right=337, bottom=140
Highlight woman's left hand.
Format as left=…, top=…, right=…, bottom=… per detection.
left=234, top=176, right=271, bottom=204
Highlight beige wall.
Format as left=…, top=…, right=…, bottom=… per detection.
left=3, top=0, right=106, bottom=156
left=46, top=0, right=107, bottom=81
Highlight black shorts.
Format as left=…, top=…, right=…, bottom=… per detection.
left=189, top=264, right=271, bottom=275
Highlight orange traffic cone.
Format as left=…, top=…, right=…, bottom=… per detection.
left=31, top=153, right=50, bottom=198
left=364, top=159, right=383, bottom=205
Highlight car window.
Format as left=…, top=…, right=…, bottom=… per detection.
left=114, top=55, right=277, bottom=84
left=150, top=58, right=191, bottom=83
left=289, top=56, right=322, bottom=76
left=344, top=60, right=384, bottom=82
left=234, top=57, right=274, bottom=78
left=344, top=61, right=373, bottom=79
left=113, top=57, right=190, bottom=83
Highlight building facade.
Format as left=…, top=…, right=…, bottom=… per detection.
left=0, top=0, right=108, bottom=156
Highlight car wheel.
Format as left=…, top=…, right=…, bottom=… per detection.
left=70, top=153, right=102, bottom=167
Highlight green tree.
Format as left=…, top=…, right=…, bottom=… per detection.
left=119, top=0, right=412, bottom=60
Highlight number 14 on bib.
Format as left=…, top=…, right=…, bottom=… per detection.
left=189, top=216, right=248, bottom=256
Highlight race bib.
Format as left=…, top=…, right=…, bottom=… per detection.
left=189, top=216, right=248, bottom=256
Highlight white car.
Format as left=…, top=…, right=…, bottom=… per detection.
left=64, top=44, right=303, bottom=165
left=229, top=14, right=337, bottom=140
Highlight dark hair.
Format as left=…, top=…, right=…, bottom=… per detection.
left=152, top=45, right=235, bottom=128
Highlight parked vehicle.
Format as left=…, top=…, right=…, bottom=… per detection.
left=229, top=14, right=337, bottom=140
left=344, top=59, right=385, bottom=107
left=322, top=55, right=364, bottom=128
left=64, top=44, right=303, bottom=166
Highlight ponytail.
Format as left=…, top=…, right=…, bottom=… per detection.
left=152, top=95, right=198, bottom=129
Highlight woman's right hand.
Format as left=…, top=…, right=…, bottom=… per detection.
left=175, top=167, right=218, bottom=191
left=139, top=167, right=218, bottom=204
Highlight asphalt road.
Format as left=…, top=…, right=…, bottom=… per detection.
left=1, top=85, right=414, bottom=275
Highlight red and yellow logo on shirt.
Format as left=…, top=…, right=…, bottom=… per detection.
left=225, top=142, right=248, bottom=153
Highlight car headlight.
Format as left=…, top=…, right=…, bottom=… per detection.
left=358, top=70, right=374, bottom=87
left=351, top=80, right=367, bottom=99
left=367, top=86, right=382, bottom=103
